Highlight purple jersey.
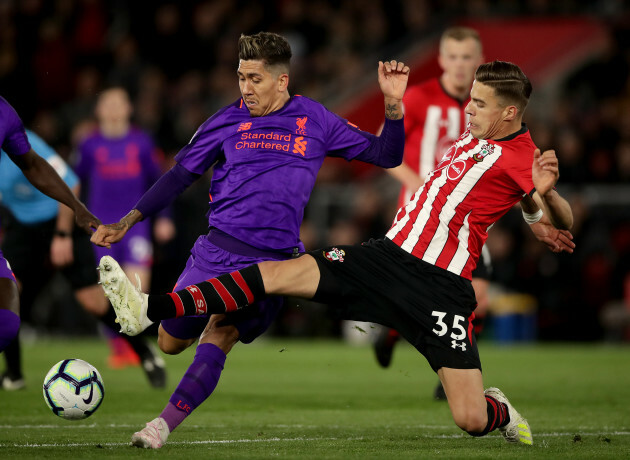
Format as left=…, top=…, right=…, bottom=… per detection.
left=0, top=96, right=30, bottom=158
left=75, top=127, right=163, bottom=223
left=175, top=95, right=372, bottom=251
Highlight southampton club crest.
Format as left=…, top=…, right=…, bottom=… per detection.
left=472, top=143, right=495, bottom=162
left=323, top=247, right=345, bottom=262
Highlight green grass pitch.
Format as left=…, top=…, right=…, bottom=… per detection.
left=0, top=337, right=629, bottom=459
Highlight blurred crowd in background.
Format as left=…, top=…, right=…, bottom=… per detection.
left=0, top=0, right=629, bottom=342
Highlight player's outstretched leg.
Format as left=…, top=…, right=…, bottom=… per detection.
left=131, top=417, right=170, bottom=448
left=485, top=387, right=533, bottom=445
left=98, top=256, right=153, bottom=336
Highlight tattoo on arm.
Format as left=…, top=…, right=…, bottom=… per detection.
left=385, top=103, right=400, bottom=120
left=110, top=221, right=129, bottom=231
left=119, top=209, right=141, bottom=229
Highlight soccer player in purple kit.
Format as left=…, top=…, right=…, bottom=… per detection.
left=91, top=32, right=410, bottom=448
left=0, top=95, right=99, bottom=354
left=75, top=86, right=173, bottom=386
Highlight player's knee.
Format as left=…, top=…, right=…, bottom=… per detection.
left=157, top=336, right=188, bottom=355
left=453, top=409, right=487, bottom=434
left=157, top=327, right=192, bottom=355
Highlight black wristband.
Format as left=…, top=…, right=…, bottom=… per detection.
left=54, top=230, right=71, bottom=238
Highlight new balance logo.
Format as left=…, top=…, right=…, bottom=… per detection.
left=238, top=122, right=252, bottom=131
left=293, top=136, right=307, bottom=156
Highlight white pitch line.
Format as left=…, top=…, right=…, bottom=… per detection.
left=0, top=423, right=455, bottom=430
left=2, top=431, right=630, bottom=448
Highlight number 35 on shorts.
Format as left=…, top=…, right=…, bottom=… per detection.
left=431, top=310, right=471, bottom=350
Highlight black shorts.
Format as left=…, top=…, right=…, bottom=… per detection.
left=309, top=238, right=481, bottom=372
left=1, top=215, right=98, bottom=290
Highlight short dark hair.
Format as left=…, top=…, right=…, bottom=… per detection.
left=475, top=60, right=532, bottom=113
left=238, top=32, right=292, bottom=73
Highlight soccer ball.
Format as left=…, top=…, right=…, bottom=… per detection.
left=42, top=359, right=105, bottom=420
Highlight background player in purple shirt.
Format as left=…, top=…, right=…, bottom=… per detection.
left=75, top=86, right=173, bottom=385
left=0, top=95, right=99, bottom=353
left=91, top=32, right=409, bottom=448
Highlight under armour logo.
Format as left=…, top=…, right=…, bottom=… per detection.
left=451, top=340, right=466, bottom=351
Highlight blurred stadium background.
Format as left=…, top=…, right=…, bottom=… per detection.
left=1, top=0, right=629, bottom=345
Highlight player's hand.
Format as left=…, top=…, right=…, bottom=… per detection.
left=529, top=220, right=575, bottom=253
left=50, top=235, right=74, bottom=267
left=90, top=222, right=129, bottom=248
left=378, top=60, right=410, bottom=103
left=532, top=148, right=559, bottom=197
left=74, top=204, right=101, bottom=234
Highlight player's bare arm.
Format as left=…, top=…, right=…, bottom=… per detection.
left=91, top=209, right=143, bottom=248
left=378, top=60, right=410, bottom=120
left=387, top=162, right=424, bottom=193
left=10, top=149, right=100, bottom=234
left=531, top=149, right=573, bottom=230
left=520, top=195, right=574, bottom=253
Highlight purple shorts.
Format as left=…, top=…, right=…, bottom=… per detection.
left=94, top=221, right=153, bottom=267
left=161, top=231, right=299, bottom=344
left=0, top=251, right=16, bottom=283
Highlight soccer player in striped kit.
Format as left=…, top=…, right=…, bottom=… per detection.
left=92, top=32, right=410, bottom=447
left=99, top=60, right=575, bottom=447
left=373, top=29, right=492, bottom=400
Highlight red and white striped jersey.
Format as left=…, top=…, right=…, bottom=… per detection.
left=398, top=78, right=469, bottom=205
left=386, top=125, right=536, bottom=280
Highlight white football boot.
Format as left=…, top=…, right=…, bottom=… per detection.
left=485, top=387, right=533, bottom=445
left=131, top=417, right=170, bottom=448
left=98, top=256, right=153, bottom=336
